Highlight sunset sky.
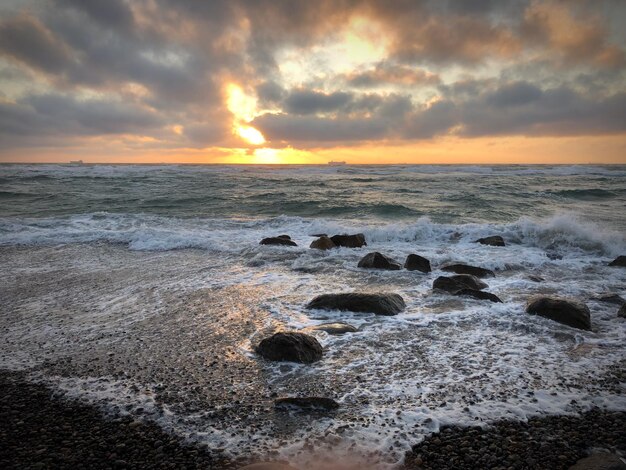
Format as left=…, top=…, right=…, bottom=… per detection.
left=1, top=0, right=625, bottom=164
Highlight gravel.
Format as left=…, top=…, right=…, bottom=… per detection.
left=403, top=409, right=626, bottom=470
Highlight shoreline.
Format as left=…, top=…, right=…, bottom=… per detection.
left=2, top=370, right=625, bottom=470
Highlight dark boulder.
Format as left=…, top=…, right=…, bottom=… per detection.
left=455, top=289, right=502, bottom=303
left=310, top=233, right=327, bottom=237
left=310, top=235, right=336, bottom=250
left=330, top=233, right=367, bottom=248
left=608, top=255, right=626, bottom=267
left=619, top=304, right=626, bottom=318
left=432, top=275, right=487, bottom=293
left=308, top=322, right=357, bottom=335
left=526, top=296, right=591, bottom=331
left=358, top=252, right=401, bottom=270
left=256, top=332, right=323, bottom=363
left=528, top=275, right=545, bottom=283
left=441, top=264, right=495, bottom=278
left=404, top=254, right=431, bottom=273
left=306, top=293, right=405, bottom=316
left=260, top=237, right=297, bottom=247
left=277, top=235, right=291, bottom=240
left=475, top=235, right=505, bottom=247
left=274, top=396, right=339, bottom=411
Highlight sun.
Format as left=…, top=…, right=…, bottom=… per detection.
left=236, top=125, right=265, bottom=145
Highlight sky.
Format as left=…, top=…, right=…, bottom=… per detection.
left=0, top=0, right=625, bottom=164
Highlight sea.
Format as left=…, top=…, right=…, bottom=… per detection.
left=1, top=163, right=625, bottom=468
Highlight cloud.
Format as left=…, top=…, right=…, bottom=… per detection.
left=344, top=62, right=440, bottom=88
left=0, top=0, right=624, bottom=157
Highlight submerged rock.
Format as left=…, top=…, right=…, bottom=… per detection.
left=238, top=464, right=298, bottom=470
left=404, top=254, right=431, bottom=273
left=256, top=332, right=322, bottom=363
left=330, top=233, right=367, bottom=248
left=306, top=293, right=405, bottom=316
left=309, top=235, right=336, bottom=250
left=590, top=293, right=625, bottom=305
left=526, top=296, right=591, bottom=331
left=277, top=235, right=291, bottom=240
left=259, top=237, right=297, bottom=247
left=619, top=304, right=626, bottom=318
left=433, top=275, right=487, bottom=293
left=475, top=235, right=505, bottom=247
left=308, top=322, right=358, bottom=335
left=441, top=264, right=495, bottom=278
left=358, top=252, right=401, bottom=270
left=528, top=275, right=545, bottom=283
left=455, top=289, right=502, bottom=303
left=608, top=255, right=626, bottom=267
left=274, top=396, right=339, bottom=411
left=569, top=453, right=626, bottom=470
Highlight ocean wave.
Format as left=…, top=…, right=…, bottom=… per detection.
left=1, top=212, right=623, bottom=256
left=548, top=188, right=619, bottom=200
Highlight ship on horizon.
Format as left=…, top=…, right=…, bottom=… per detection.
left=69, top=160, right=84, bottom=164
left=327, top=160, right=346, bottom=166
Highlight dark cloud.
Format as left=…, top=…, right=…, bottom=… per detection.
left=344, top=62, right=440, bottom=88
left=283, top=90, right=353, bottom=115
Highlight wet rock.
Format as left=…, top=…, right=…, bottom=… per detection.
left=608, top=255, right=626, bottom=267
left=441, top=264, right=495, bottom=278
left=619, top=304, right=626, bottom=318
left=277, top=235, right=291, bottom=240
left=432, top=275, right=487, bottom=293
left=455, top=289, right=502, bottom=303
left=310, top=233, right=327, bottom=237
left=590, top=293, right=625, bottom=305
left=238, top=464, right=298, bottom=470
left=526, top=296, right=591, bottom=331
left=475, top=235, right=505, bottom=247
left=306, top=293, right=405, bottom=316
left=358, top=252, right=401, bottom=270
left=330, top=233, right=367, bottom=248
left=255, top=332, right=323, bottom=363
left=528, top=275, right=545, bottom=283
left=569, top=453, right=626, bottom=470
left=274, top=396, right=339, bottom=411
left=259, top=237, right=297, bottom=247
left=308, top=322, right=358, bottom=335
left=404, top=254, right=431, bottom=273
left=309, top=235, right=336, bottom=250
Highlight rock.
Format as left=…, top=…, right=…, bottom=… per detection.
left=526, top=296, right=591, bottom=331
left=569, top=453, right=626, bottom=470
left=441, top=264, right=495, bottom=278
left=450, top=274, right=488, bottom=290
left=306, top=293, right=405, bottom=316
left=455, top=289, right=502, bottom=303
left=619, top=304, right=626, bottom=318
left=256, top=332, right=323, bottom=363
left=308, top=322, right=358, bottom=335
left=358, top=252, right=401, bottom=270
left=238, top=464, right=298, bottom=470
left=309, top=235, right=336, bottom=250
left=590, top=293, right=625, bottom=305
left=432, top=275, right=487, bottom=293
left=475, top=235, right=505, bottom=247
left=404, top=254, right=431, bottom=273
left=330, top=233, right=367, bottom=248
left=274, top=397, right=339, bottom=411
left=277, top=235, right=291, bottom=240
left=260, top=237, right=297, bottom=247
left=310, top=233, right=327, bottom=237
left=528, top=275, right=545, bottom=283
left=608, top=255, right=626, bottom=267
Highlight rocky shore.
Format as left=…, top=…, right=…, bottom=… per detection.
left=0, top=370, right=232, bottom=470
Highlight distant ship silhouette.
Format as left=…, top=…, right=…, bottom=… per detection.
left=328, top=160, right=346, bottom=166
left=69, top=160, right=83, bottom=164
